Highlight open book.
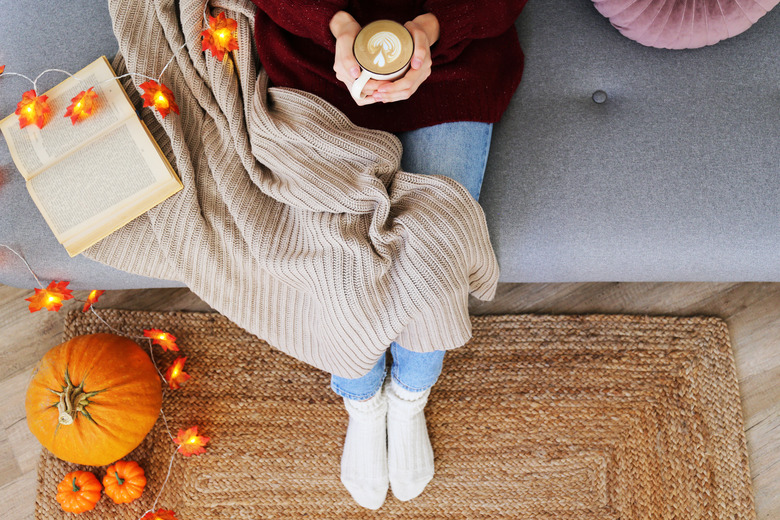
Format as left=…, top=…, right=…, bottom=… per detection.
left=0, top=56, right=182, bottom=257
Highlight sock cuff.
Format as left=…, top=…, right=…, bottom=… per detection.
left=345, top=387, right=386, bottom=412
left=390, top=378, right=430, bottom=402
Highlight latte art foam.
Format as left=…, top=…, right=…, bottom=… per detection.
left=353, top=20, right=414, bottom=75
left=367, top=31, right=402, bottom=68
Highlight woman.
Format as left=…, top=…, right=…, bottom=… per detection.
left=251, top=0, right=527, bottom=509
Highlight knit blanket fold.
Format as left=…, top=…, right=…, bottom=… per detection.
left=85, top=0, right=499, bottom=378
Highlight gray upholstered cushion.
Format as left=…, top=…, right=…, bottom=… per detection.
left=481, top=0, right=780, bottom=282
left=1, top=0, right=779, bottom=289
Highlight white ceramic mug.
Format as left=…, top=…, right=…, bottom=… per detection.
left=350, top=20, right=414, bottom=101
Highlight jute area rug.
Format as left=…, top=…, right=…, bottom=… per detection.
left=35, top=309, right=755, bottom=519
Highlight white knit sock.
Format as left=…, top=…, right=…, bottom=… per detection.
left=386, top=379, right=435, bottom=501
left=340, top=389, right=389, bottom=510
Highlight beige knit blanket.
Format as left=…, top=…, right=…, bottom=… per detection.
left=84, top=0, right=499, bottom=378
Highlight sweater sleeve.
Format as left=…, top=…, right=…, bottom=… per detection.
left=251, top=1, right=348, bottom=51
left=422, top=0, right=528, bottom=63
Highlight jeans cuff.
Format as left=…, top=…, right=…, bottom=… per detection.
left=390, top=367, right=438, bottom=393
left=330, top=372, right=386, bottom=401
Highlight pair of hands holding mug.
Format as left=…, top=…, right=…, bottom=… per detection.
left=329, top=11, right=440, bottom=106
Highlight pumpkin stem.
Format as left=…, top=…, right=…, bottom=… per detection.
left=71, top=476, right=80, bottom=492
left=57, top=380, right=74, bottom=426
left=55, top=370, right=106, bottom=426
left=115, top=471, right=125, bottom=486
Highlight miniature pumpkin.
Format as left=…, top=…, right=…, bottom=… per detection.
left=55, top=470, right=102, bottom=514
left=103, top=460, right=147, bottom=504
left=25, top=333, right=162, bottom=466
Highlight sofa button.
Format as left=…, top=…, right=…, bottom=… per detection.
left=592, top=90, right=608, bottom=104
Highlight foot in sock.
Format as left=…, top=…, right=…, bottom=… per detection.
left=340, top=389, right=389, bottom=509
left=386, top=378, right=435, bottom=501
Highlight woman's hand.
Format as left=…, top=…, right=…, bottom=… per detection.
left=329, top=11, right=385, bottom=105
left=372, top=13, right=440, bottom=104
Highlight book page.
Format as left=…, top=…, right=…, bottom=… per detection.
left=0, top=57, right=135, bottom=178
left=27, top=119, right=169, bottom=238
left=62, top=176, right=181, bottom=257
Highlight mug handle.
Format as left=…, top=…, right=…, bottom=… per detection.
left=350, top=69, right=372, bottom=101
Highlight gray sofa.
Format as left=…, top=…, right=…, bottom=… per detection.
left=1, top=0, right=778, bottom=290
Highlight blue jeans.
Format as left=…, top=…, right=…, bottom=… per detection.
left=330, top=121, right=494, bottom=400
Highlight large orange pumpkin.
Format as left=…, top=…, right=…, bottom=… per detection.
left=25, top=333, right=162, bottom=466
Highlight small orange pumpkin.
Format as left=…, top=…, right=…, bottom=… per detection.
left=25, top=333, right=162, bottom=466
left=55, top=470, right=102, bottom=514
left=103, top=460, right=147, bottom=504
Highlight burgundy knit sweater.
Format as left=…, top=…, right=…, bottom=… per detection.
left=251, top=0, right=528, bottom=133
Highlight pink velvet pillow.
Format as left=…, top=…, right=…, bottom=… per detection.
left=592, top=0, right=779, bottom=49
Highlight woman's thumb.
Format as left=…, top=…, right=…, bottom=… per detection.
left=409, top=27, right=427, bottom=69
left=350, top=64, right=361, bottom=79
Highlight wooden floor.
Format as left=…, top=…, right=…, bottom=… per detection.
left=1, top=282, right=778, bottom=519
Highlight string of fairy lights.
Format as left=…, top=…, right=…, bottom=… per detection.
left=2, top=242, right=208, bottom=520
left=0, top=7, right=237, bottom=129
left=1, top=6, right=240, bottom=520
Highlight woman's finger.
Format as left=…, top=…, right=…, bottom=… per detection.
left=374, top=61, right=430, bottom=101
left=365, top=79, right=390, bottom=92
left=378, top=77, right=414, bottom=95
left=350, top=79, right=391, bottom=99
left=353, top=92, right=378, bottom=106
left=373, top=74, right=418, bottom=102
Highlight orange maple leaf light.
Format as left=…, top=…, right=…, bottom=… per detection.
left=64, top=87, right=99, bottom=124
left=143, top=329, right=179, bottom=351
left=0, top=65, right=5, bottom=75
left=82, top=289, right=105, bottom=312
left=25, top=281, right=74, bottom=312
left=174, top=426, right=210, bottom=457
left=140, top=509, right=180, bottom=520
left=139, top=80, right=179, bottom=118
left=201, top=12, right=239, bottom=61
left=165, top=356, right=191, bottom=389
left=15, top=90, right=51, bottom=129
